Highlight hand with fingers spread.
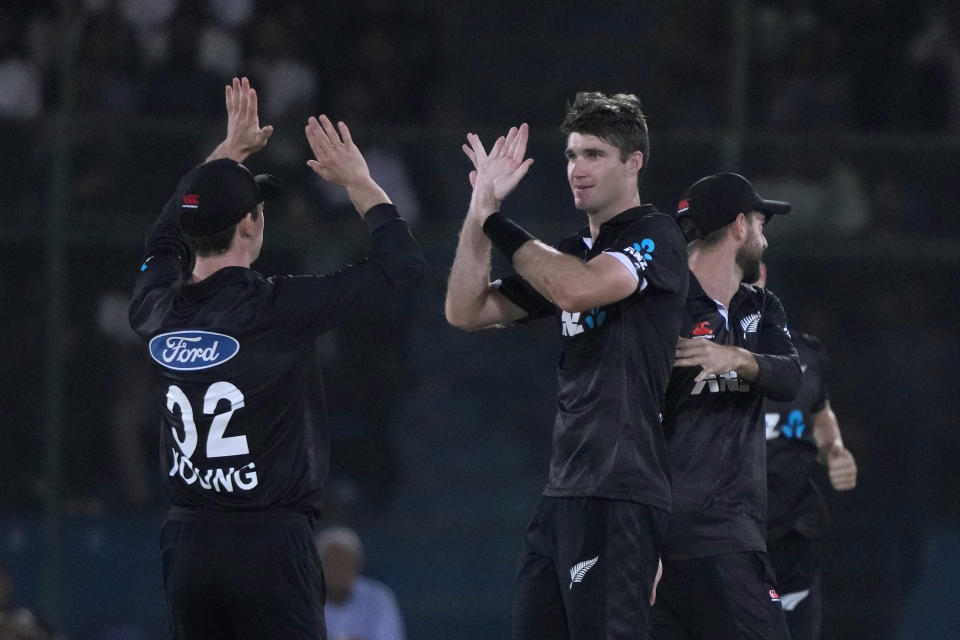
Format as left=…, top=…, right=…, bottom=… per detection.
left=305, top=115, right=390, bottom=216
left=674, top=337, right=758, bottom=383
left=462, top=123, right=534, bottom=221
left=208, top=76, right=274, bottom=163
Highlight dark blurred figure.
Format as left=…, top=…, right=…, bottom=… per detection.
left=139, top=5, right=222, bottom=117
left=906, top=1, right=960, bottom=132
left=0, top=562, right=60, bottom=640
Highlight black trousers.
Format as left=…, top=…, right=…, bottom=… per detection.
left=512, top=496, right=666, bottom=640
left=651, top=551, right=792, bottom=640
left=769, top=532, right=823, bottom=640
left=161, top=509, right=326, bottom=640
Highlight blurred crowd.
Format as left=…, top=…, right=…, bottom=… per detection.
left=0, top=2, right=959, bottom=637
left=0, top=0, right=958, bottom=512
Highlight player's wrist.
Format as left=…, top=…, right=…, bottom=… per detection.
left=482, top=212, right=534, bottom=263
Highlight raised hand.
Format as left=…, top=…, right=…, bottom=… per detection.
left=210, top=77, right=274, bottom=162
left=463, top=123, right=534, bottom=210
left=305, top=115, right=389, bottom=215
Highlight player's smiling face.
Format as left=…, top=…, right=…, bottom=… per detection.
left=565, top=133, right=641, bottom=219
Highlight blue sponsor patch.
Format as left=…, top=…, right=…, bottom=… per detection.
left=149, top=331, right=239, bottom=371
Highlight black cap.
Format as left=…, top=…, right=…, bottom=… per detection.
left=179, top=158, right=283, bottom=237
left=676, top=172, right=790, bottom=241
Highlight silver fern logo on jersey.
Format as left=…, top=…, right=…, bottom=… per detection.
left=569, top=556, right=599, bottom=589
left=149, top=331, right=239, bottom=370
left=740, top=312, right=761, bottom=335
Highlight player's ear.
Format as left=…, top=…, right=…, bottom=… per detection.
left=626, top=150, right=643, bottom=173
left=237, top=211, right=256, bottom=239
left=731, top=212, right=748, bottom=241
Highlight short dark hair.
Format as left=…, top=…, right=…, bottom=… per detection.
left=687, top=224, right=727, bottom=253
left=560, top=92, right=650, bottom=181
left=184, top=205, right=260, bottom=257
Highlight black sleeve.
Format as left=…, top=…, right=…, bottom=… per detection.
left=142, top=171, right=195, bottom=270
left=496, top=273, right=556, bottom=321
left=605, top=214, right=688, bottom=296
left=751, top=289, right=802, bottom=401
left=129, top=172, right=197, bottom=337
left=269, top=204, right=426, bottom=339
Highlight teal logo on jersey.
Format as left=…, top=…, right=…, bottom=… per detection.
left=149, top=331, right=239, bottom=371
left=637, top=238, right=655, bottom=260
left=584, top=308, right=606, bottom=329
left=780, top=409, right=806, bottom=439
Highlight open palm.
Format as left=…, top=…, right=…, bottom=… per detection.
left=463, top=123, right=534, bottom=205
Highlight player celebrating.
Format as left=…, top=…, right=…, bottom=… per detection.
left=651, top=173, right=801, bottom=640
left=755, top=263, right=857, bottom=640
left=128, top=77, right=425, bottom=639
left=445, top=93, right=688, bottom=639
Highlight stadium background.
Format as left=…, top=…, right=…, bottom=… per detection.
left=1, top=0, right=958, bottom=637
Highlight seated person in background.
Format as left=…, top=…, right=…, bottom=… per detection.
left=317, top=526, right=405, bottom=640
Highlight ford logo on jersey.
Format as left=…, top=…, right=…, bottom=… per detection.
left=149, top=331, right=239, bottom=371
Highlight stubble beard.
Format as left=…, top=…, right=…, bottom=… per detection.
left=737, top=242, right=763, bottom=284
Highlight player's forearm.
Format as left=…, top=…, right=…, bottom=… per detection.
left=346, top=177, right=392, bottom=217
left=812, top=404, right=842, bottom=455
left=364, top=204, right=426, bottom=289
left=513, top=242, right=597, bottom=311
left=751, top=352, right=802, bottom=401
left=445, top=219, right=497, bottom=329
left=143, top=175, right=192, bottom=264
left=731, top=348, right=760, bottom=381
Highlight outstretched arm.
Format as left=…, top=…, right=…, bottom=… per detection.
left=207, top=77, right=274, bottom=163
left=812, top=400, right=857, bottom=491
left=305, top=114, right=390, bottom=215
left=463, top=124, right=638, bottom=313
left=445, top=126, right=530, bottom=330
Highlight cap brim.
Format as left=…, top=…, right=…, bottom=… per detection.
left=254, top=174, right=283, bottom=202
left=757, top=199, right=791, bottom=215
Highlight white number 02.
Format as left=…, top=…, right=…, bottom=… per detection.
left=166, top=382, right=249, bottom=459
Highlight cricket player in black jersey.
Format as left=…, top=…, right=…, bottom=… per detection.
left=128, top=77, right=425, bottom=639
left=754, top=264, right=857, bottom=640
left=445, top=93, right=688, bottom=639
left=650, top=173, right=801, bottom=640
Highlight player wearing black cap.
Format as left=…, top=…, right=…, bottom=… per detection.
left=446, top=94, right=688, bottom=639
left=128, top=77, right=425, bottom=639
left=752, top=264, right=857, bottom=640
left=650, top=173, right=801, bottom=640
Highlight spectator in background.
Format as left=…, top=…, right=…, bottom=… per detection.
left=0, top=7, right=42, bottom=121
left=74, top=6, right=142, bottom=115
left=0, top=562, right=60, bottom=640
left=247, top=12, right=319, bottom=123
left=316, top=527, right=405, bottom=640
left=138, top=4, right=222, bottom=117
left=907, top=1, right=960, bottom=132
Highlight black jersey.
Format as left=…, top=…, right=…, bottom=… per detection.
left=498, top=205, right=688, bottom=510
left=129, top=173, right=425, bottom=517
left=766, top=332, right=831, bottom=542
left=661, top=275, right=801, bottom=559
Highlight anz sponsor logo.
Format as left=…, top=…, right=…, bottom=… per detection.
left=622, top=238, right=655, bottom=270
left=765, top=409, right=806, bottom=440
left=561, top=308, right=606, bottom=336
left=149, top=331, right=239, bottom=371
left=690, top=371, right=751, bottom=395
